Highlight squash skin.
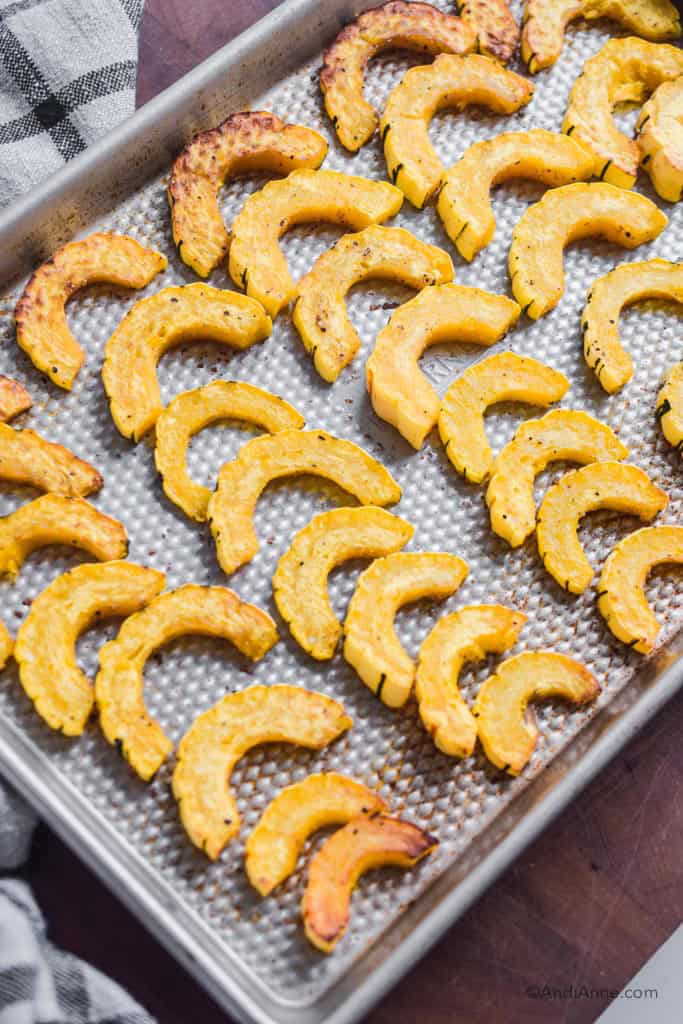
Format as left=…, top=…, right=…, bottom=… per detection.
left=273, top=507, right=414, bottom=660
left=173, top=686, right=352, bottom=859
left=656, top=362, right=683, bottom=448
left=0, top=377, right=31, bottom=423
left=293, top=226, right=453, bottom=382
left=457, top=0, right=520, bottom=62
left=0, top=423, right=102, bottom=497
left=439, top=352, right=569, bottom=484
left=637, top=76, right=683, bottom=201
left=597, top=525, right=683, bottom=652
left=14, top=233, right=166, bottom=390
left=509, top=182, right=667, bottom=320
left=367, top=284, right=519, bottom=450
left=473, top=651, right=600, bottom=774
left=380, top=54, right=533, bottom=209
left=0, top=619, right=12, bottom=671
left=168, top=111, right=327, bottom=277
left=582, top=260, right=683, bottom=394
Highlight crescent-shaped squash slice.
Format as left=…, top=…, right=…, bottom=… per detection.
left=0, top=424, right=102, bottom=497
left=320, top=0, right=476, bottom=152
left=228, top=169, right=403, bottom=318
left=154, top=381, right=304, bottom=523
left=473, top=651, right=600, bottom=774
left=597, top=525, right=683, bottom=651
left=521, top=0, right=681, bottom=74
left=415, top=604, right=526, bottom=757
left=273, top=507, right=414, bottom=660
left=292, top=226, right=454, bottom=382
left=302, top=814, right=438, bottom=953
left=173, top=685, right=352, bottom=858
left=562, top=38, right=683, bottom=187
left=582, top=260, right=683, bottom=394
left=486, top=409, right=629, bottom=547
left=15, top=562, right=165, bottom=735
left=0, top=495, right=128, bottom=579
left=0, top=619, right=12, bottom=671
left=169, top=111, right=328, bottom=278
left=208, top=430, right=402, bottom=576
left=537, top=462, right=668, bottom=593
left=457, top=0, right=520, bottom=62
left=14, top=233, right=167, bottom=390
left=437, top=130, right=595, bottom=261
left=0, top=377, right=31, bottom=423
left=656, top=362, right=683, bottom=448
left=637, top=77, right=683, bottom=201
left=102, top=284, right=272, bottom=442
left=95, top=585, right=278, bottom=781
left=245, top=772, right=388, bottom=896
left=509, top=183, right=667, bottom=319
left=439, top=352, right=569, bottom=484
left=380, top=54, right=533, bottom=209
left=366, top=284, right=520, bottom=450
left=343, top=552, right=469, bottom=708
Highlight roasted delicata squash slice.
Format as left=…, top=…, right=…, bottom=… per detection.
left=245, top=772, right=388, bottom=896
left=320, top=0, right=476, bottom=152
left=173, top=685, right=352, bottom=858
left=521, top=0, right=681, bottom=74
left=208, top=430, right=401, bottom=575
left=473, top=651, right=600, bottom=774
left=582, top=260, right=683, bottom=393
left=366, top=284, right=520, bottom=450
left=0, top=495, right=128, bottom=579
left=637, top=77, right=683, bottom=201
left=15, top=233, right=167, bottom=390
left=15, top=562, right=165, bottom=735
left=537, top=462, right=668, bottom=593
left=228, top=169, right=403, bottom=318
left=169, top=111, right=328, bottom=277
left=96, top=585, right=278, bottom=781
left=457, top=0, right=520, bottom=62
left=437, top=130, right=595, bottom=261
left=0, top=424, right=102, bottom=497
left=273, top=507, right=414, bottom=660
left=102, top=284, right=271, bottom=442
left=416, top=604, right=526, bottom=757
left=439, top=352, right=569, bottom=484
left=486, top=409, right=629, bottom=547
left=0, top=376, right=31, bottom=423
left=598, top=525, right=683, bottom=650
left=0, top=619, right=12, bottom=671
left=380, top=54, right=533, bottom=209
left=292, top=226, right=453, bottom=382
left=154, top=381, right=304, bottom=522
left=509, top=183, right=667, bottom=319
left=563, top=38, right=683, bottom=187
left=344, top=552, right=469, bottom=708
left=656, top=362, right=683, bottom=447
left=302, top=814, right=438, bottom=953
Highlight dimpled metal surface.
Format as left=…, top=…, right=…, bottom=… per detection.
left=0, top=0, right=681, bottom=1009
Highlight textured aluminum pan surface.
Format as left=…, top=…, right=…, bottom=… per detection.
left=0, top=2, right=682, bottom=1023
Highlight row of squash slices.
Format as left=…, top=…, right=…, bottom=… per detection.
left=2, top=0, right=683, bottom=953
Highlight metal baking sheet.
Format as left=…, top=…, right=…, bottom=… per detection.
left=0, top=3, right=681, bottom=1023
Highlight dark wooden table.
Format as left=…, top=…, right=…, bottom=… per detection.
left=25, top=3, right=683, bottom=1022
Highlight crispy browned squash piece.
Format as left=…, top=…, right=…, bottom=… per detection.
left=0, top=376, right=31, bottom=422
left=657, top=362, right=683, bottom=448
left=458, top=0, right=520, bottom=62
left=0, top=424, right=102, bottom=497
left=302, top=814, right=438, bottom=952
left=0, top=619, right=12, bottom=671
left=637, top=77, right=683, bottom=201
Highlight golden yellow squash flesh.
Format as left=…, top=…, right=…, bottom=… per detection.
left=366, top=284, right=520, bottom=450
left=416, top=604, right=526, bottom=757
left=457, top=0, right=520, bottom=62
left=0, top=619, right=12, bottom=670
left=173, top=685, right=352, bottom=859
left=380, top=54, right=533, bottom=209
left=473, top=651, right=601, bottom=774
left=245, top=772, right=388, bottom=896
left=292, top=225, right=453, bottom=382
left=0, top=377, right=31, bottom=423
left=656, top=362, right=683, bottom=448
left=597, top=525, right=683, bottom=652
left=208, top=429, right=401, bottom=576
left=343, top=551, right=469, bottom=709
left=637, top=76, right=683, bottom=201
left=95, top=585, right=278, bottom=782
left=14, top=233, right=167, bottom=390
left=154, top=381, right=304, bottom=523
left=169, top=111, right=328, bottom=277
left=439, top=352, right=569, bottom=484
left=15, top=562, right=165, bottom=736
left=509, top=182, right=667, bottom=319
left=228, top=169, right=403, bottom=318
left=0, top=424, right=102, bottom=497
left=437, top=130, right=595, bottom=261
